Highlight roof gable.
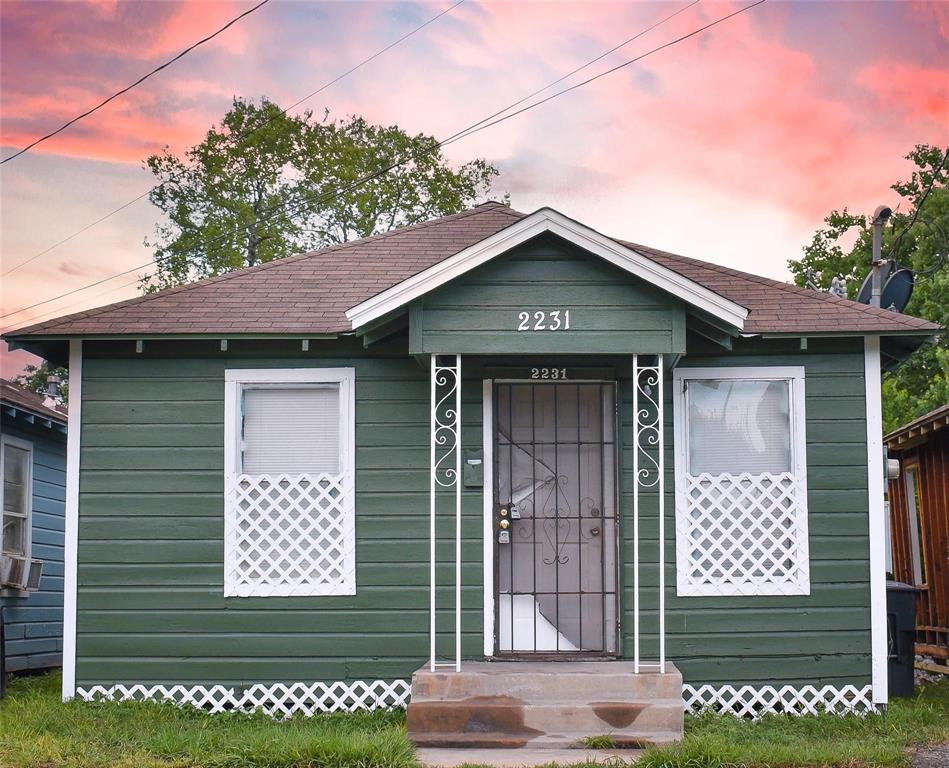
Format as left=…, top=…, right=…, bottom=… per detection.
left=345, top=208, right=749, bottom=331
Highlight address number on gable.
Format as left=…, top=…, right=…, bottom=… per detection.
left=516, top=309, right=571, bottom=332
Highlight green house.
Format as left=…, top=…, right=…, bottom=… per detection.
left=5, top=204, right=940, bottom=741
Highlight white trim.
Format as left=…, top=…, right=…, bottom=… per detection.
left=482, top=379, right=494, bottom=657
left=77, top=680, right=411, bottom=717
left=864, top=337, right=888, bottom=707
left=673, top=365, right=810, bottom=597
left=345, top=208, right=748, bottom=331
left=657, top=358, right=665, bottom=673
left=223, top=367, right=356, bottom=598
left=0, top=434, right=35, bottom=570
left=683, top=683, right=878, bottom=717
left=62, top=339, right=82, bottom=701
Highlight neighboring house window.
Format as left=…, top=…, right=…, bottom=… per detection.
left=1, top=435, right=33, bottom=588
left=673, top=366, right=810, bottom=596
left=224, top=369, right=356, bottom=597
left=904, top=465, right=927, bottom=587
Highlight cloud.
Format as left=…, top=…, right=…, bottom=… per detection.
left=1, top=0, right=947, bottom=372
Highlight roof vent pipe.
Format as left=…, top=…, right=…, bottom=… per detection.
left=870, top=205, right=893, bottom=308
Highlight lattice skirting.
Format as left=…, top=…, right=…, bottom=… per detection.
left=683, top=683, right=878, bottom=718
left=76, top=680, right=411, bottom=718
left=77, top=680, right=875, bottom=719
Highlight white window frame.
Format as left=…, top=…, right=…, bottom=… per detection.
left=673, top=365, right=810, bottom=597
left=1, top=434, right=34, bottom=585
left=903, top=464, right=927, bottom=587
left=223, top=368, right=356, bottom=597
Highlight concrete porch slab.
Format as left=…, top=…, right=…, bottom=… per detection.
left=416, top=747, right=642, bottom=767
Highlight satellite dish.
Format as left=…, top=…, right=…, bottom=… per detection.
left=856, top=261, right=895, bottom=304
left=881, top=268, right=914, bottom=313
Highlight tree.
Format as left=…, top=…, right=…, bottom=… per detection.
left=12, top=361, right=68, bottom=406
left=143, top=98, right=504, bottom=290
left=788, top=144, right=949, bottom=432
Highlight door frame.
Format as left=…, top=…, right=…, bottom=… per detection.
left=481, top=377, right=620, bottom=658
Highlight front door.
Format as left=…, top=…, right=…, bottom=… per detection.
left=494, top=381, right=618, bottom=656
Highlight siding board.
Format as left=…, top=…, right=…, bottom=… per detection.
left=75, top=326, right=872, bottom=689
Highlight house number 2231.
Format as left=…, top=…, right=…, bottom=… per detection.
left=516, top=309, right=571, bottom=332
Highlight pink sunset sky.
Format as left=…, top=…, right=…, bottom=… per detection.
left=1, top=0, right=947, bottom=376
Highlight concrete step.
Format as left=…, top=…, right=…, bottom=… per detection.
left=407, top=661, right=684, bottom=749
left=408, top=698, right=683, bottom=735
left=411, top=661, right=681, bottom=701
left=410, top=730, right=682, bottom=749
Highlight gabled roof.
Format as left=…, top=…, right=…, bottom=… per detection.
left=3, top=202, right=941, bottom=339
left=346, top=208, right=749, bottom=330
left=0, top=378, right=68, bottom=425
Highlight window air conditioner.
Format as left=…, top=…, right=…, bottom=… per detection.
left=26, top=559, right=43, bottom=591
left=0, top=555, right=27, bottom=588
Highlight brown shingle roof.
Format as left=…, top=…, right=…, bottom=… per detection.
left=1, top=378, right=68, bottom=423
left=4, top=202, right=940, bottom=338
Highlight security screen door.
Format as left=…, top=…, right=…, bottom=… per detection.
left=494, top=382, right=618, bottom=655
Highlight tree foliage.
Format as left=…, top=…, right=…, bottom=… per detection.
left=12, top=361, right=69, bottom=406
left=788, top=144, right=949, bottom=432
left=143, top=98, right=504, bottom=290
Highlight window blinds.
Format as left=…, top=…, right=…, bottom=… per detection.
left=241, top=386, right=341, bottom=475
left=687, top=379, right=791, bottom=474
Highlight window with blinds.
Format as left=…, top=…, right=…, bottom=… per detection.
left=224, top=369, right=356, bottom=597
left=674, top=367, right=810, bottom=596
left=1, top=436, right=34, bottom=588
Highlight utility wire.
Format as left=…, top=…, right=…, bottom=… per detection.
left=443, top=0, right=700, bottom=147
left=1, top=0, right=764, bottom=326
left=887, top=147, right=949, bottom=261
left=131, top=0, right=713, bottom=284
left=0, top=278, right=143, bottom=334
left=0, top=0, right=271, bottom=166
left=1, top=0, right=465, bottom=277
left=0, top=261, right=153, bottom=320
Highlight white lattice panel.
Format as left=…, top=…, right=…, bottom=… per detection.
left=225, top=472, right=355, bottom=597
left=676, top=472, right=810, bottom=596
left=683, top=683, right=876, bottom=718
left=76, top=680, right=411, bottom=717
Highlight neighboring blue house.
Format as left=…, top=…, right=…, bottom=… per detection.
left=1, top=378, right=67, bottom=674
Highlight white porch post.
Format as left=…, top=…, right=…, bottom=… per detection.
left=632, top=354, right=665, bottom=673
left=430, top=354, right=462, bottom=672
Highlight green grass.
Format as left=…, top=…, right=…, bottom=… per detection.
left=1, top=672, right=947, bottom=767
left=639, top=682, right=949, bottom=768
left=0, top=672, right=414, bottom=768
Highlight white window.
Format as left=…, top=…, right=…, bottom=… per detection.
left=673, top=366, right=810, bottom=596
left=1, top=435, right=33, bottom=589
left=224, top=368, right=356, bottom=597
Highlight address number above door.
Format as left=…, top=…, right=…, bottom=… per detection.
left=516, top=309, right=571, bottom=332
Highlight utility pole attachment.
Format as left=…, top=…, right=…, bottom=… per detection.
left=870, top=205, right=893, bottom=308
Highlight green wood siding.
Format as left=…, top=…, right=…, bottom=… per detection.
left=75, top=333, right=871, bottom=690
left=652, top=336, right=872, bottom=686
left=410, top=234, right=687, bottom=355
left=1, top=421, right=66, bottom=672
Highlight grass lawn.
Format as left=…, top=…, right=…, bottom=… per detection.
left=0, top=672, right=947, bottom=768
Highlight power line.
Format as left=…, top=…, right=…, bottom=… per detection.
left=442, top=0, right=768, bottom=148
left=1, top=0, right=466, bottom=277
left=1, top=0, right=765, bottom=327
left=0, top=261, right=153, bottom=320
left=0, top=0, right=271, bottom=166
left=443, top=0, right=700, bottom=147
left=887, top=147, right=949, bottom=261
left=131, top=0, right=712, bottom=284
left=0, top=278, right=142, bottom=334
